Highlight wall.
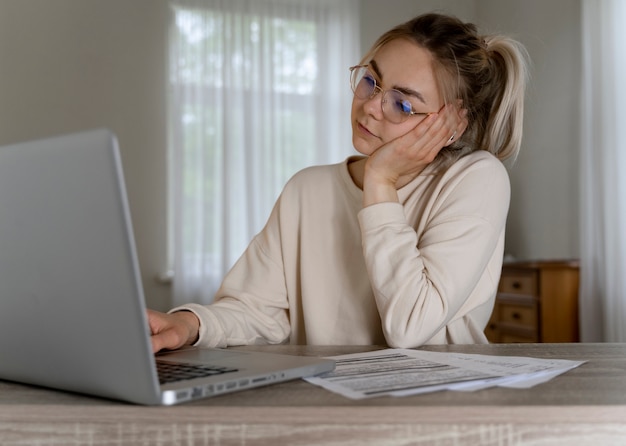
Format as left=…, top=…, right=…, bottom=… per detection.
left=359, top=0, right=477, bottom=50
left=0, top=0, right=172, bottom=310
left=477, top=0, right=581, bottom=261
left=0, top=0, right=582, bottom=310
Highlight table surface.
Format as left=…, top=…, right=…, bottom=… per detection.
left=2, top=343, right=626, bottom=445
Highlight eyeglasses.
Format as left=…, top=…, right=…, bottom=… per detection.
left=349, top=65, right=434, bottom=124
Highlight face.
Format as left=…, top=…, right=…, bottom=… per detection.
left=351, top=38, right=442, bottom=156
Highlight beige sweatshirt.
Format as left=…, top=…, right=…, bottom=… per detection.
left=172, top=150, right=509, bottom=348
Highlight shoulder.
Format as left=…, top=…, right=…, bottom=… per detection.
left=269, top=159, right=354, bottom=224
left=289, top=160, right=345, bottom=181
left=452, top=150, right=508, bottom=172
left=419, top=150, right=511, bottom=215
left=441, top=150, right=510, bottom=189
left=281, top=159, right=349, bottom=196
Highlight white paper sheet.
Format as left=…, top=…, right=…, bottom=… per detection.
left=304, top=349, right=585, bottom=399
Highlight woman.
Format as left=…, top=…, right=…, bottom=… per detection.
left=149, top=12, right=529, bottom=351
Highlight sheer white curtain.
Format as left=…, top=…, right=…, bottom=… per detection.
left=580, top=0, right=626, bottom=341
left=167, top=0, right=359, bottom=306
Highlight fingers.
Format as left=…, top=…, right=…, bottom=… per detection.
left=412, top=113, right=446, bottom=162
left=414, top=104, right=467, bottom=153
left=151, top=326, right=184, bottom=353
left=147, top=309, right=197, bottom=353
left=148, top=309, right=176, bottom=353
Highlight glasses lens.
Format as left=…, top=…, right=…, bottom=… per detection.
left=351, top=67, right=376, bottom=99
left=383, top=90, right=413, bottom=124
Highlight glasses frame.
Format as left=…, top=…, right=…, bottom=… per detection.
left=349, top=65, right=435, bottom=124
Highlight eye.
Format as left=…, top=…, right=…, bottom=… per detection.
left=362, top=72, right=376, bottom=88
left=392, top=96, right=413, bottom=115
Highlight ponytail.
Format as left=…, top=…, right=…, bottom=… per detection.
left=477, top=36, right=529, bottom=162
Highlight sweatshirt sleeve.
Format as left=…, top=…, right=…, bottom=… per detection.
left=358, top=156, right=510, bottom=348
left=170, top=203, right=291, bottom=348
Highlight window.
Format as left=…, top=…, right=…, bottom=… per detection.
left=167, top=0, right=359, bottom=305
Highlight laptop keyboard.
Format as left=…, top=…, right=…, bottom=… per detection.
left=156, top=361, right=239, bottom=384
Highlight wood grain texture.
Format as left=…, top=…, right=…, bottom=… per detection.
left=2, top=343, right=626, bottom=445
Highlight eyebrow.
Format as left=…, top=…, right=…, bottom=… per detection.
left=369, top=59, right=428, bottom=105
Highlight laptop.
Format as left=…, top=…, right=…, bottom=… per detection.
left=0, top=129, right=334, bottom=405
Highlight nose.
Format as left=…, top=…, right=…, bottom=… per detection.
left=362, top=87, right=384, bottom=119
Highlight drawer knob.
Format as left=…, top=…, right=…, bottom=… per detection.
left=512, top=312, right=521, bottom=320
left=512, top=281, right=522, bottom=289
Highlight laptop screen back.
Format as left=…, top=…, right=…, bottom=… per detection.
left=0, top=129, right=161, bottom=404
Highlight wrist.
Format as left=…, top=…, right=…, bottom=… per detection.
left=176, top=310, right=200, bottom=345
left=362, top=164, right=399, bottom=206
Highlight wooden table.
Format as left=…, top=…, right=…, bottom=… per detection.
left=2, top=343, right=626, bottom=445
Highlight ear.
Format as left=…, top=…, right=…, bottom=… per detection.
left=444, top=102, right=468, bottom=147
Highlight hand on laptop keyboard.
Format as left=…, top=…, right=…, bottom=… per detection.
left=147, top=309, right=200, bottom=353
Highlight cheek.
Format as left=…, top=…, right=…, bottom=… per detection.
left=350, top=96, right=361, bottom=122
left=379, top=121, right=416, bottom=144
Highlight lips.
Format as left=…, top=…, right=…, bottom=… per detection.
left=357, top=121, right=379, bottom=139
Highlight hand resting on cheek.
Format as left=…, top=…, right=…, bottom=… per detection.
left=364, top=103, right=469, bottom=194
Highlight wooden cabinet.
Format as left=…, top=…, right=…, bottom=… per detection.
left=485, top=260, right=580, bottom=343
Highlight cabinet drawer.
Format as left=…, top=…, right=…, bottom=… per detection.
left=498, top=272, right=538, bottom=296
left=486, top=260, right=580, bottom=343
left=499, top=303, right=538, bottom=329
left=485, top=320, right=499, bottom=343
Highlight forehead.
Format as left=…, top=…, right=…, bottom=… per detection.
left=371, top=38, right=440, bottom=105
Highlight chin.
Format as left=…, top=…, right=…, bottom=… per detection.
left=351, top=137, right=376, bottom=157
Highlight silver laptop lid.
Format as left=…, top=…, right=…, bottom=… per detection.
left=0, top=129, right=162, bottom=404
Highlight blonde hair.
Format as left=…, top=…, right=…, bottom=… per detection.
left=361, top=13, right=530, bottom=167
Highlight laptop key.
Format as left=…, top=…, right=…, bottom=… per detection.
left=156, top=361, right=239, bottom=384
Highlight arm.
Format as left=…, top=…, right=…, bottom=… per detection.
left=166, top=200, right=292, bottom=349
left=360, top=156, right=510, bottom=348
